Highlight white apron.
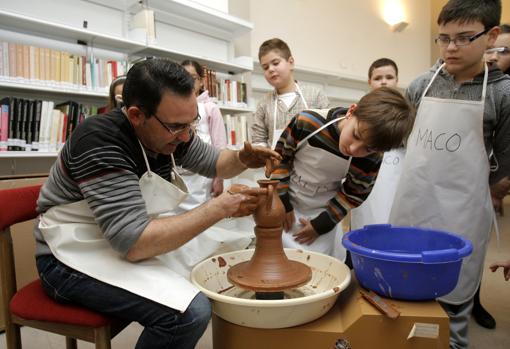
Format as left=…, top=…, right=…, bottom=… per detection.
left=167, top=103, right=253, bottom=273
left=39, top=143, right=202, bottom=312
left=350, top=147, right=405, bottom=229
left=177, top=103, right=213, bottom=211
left=271, top=83, right=309, bottom=149
left=389, top=63, right=493, bottom=304
left=283, top=116, right=350, bottom=261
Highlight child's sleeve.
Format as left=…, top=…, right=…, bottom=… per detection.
left=206, top=103, right=227, bottom=150
left=270, top=114, right=308, bottom=213
left=490, top=93, right=510, bottom=183
left=250, top=99, right=270, bottom=147
left=310, top=152, right=382, bottom=235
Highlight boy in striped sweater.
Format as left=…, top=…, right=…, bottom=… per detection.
left=271, top=87, right=414, bottom=260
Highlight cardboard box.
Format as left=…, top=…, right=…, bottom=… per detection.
left=0, top=177, right=46, bottom=330
left=212, top=278, right=449, bottom=349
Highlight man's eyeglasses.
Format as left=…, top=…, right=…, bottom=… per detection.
left=435, top=28, right=490, bottom=47
left=485, top=47, right=510, bottom=56
left=152, top=113, right=201, bottom=136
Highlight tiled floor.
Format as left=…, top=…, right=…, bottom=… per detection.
left=2, top=201, right=510, bottom=348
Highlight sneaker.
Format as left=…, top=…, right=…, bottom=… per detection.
left=472, top=303, right=496, bottom=329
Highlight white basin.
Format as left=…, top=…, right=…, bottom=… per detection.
left=191, top=248, right=351, bottom=329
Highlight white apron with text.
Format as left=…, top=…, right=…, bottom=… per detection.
left=389, top=63, right=492, bottom=304
left=351, top=147, right=405, bottom=230
left=40, top=141, right=230, bottom=312
left=271, top=83, right=309, bottom=149
left=283, top=116, right=350, bottom=261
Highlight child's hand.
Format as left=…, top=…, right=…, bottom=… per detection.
left=490, top=260, right=510, bottom=281
left=284, top=211, right=295, bottom=232
left=292, top=218, right=319, bottom=245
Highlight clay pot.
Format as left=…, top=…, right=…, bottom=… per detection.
left=253, top=179, right=285, bottom=228
left=227, top=179, right=312, bottom=293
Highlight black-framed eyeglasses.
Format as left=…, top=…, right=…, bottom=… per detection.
left=435, top=28, right=490, bottom=47
left=152, top=112, right=201, bottom=136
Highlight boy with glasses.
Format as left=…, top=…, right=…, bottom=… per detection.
left=389, top=1, right=510, bottom=348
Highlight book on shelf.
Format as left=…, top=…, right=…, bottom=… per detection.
left=0, top=96, right=98, bottom=153
left=0, top=97, right=9, bottom=151
left=224, top=114, right=249, bottom=148
left=0, top=40, right=127, bottom=92
left=201, top=66, right=248, bottom=109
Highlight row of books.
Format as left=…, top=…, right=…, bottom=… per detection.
left=0, top=41, right=127, bottom=91
left=0, top=97, right=98, bottom=152
left=224, top=114, right=249, bottom=148
left=202, top=67, right=248, bottom=107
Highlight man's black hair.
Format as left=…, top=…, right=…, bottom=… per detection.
left=123, top=58, right=195, bottom=117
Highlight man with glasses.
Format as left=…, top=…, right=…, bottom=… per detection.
left=390, top=1, right=510, bottom=348
left=33, top=58, right=281, bottom=349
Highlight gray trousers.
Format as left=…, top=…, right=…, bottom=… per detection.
left=439, top=299, right=474, bottom=349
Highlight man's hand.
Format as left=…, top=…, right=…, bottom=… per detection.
left=217, top=185, right=268, bottom=218
left=291, top=218, right=319, bottom=245
left=238, top=142, right=282, bottom=177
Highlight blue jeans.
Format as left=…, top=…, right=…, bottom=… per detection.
left=36, top=254, right=211, bottom=349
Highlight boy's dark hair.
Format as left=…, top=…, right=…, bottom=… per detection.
left=368, top=58, right=399, bottom=79
left=123, top=58, right=194, bottom=117
left=258, top=38, right=292, bottom=61
left=107, top=75, right=126, bottom=111
left=501, top=24, right=510, bottom=33
left=356, top=87, right=415, bottom=152
left=437, top=0, right=501, bottom=29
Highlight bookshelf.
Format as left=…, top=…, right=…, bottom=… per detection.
left=0, top=1, right=255, bottom=176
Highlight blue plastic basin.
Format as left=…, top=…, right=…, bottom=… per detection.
left=342, top=224, right=473, bottom=300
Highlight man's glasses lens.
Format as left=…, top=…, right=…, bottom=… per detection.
left=486, top=47, right=510, bottom=55
left=155, top=113, right=201, bottom=135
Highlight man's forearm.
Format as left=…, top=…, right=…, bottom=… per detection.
left=125, top=199, right=226, bottom=262
left=215, top=149, right=247, bottom=179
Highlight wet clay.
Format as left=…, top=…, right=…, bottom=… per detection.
left=227, top=179, right=312, bottom=292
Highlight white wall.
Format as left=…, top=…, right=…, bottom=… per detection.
left=232, top=0, right=432, bottom=87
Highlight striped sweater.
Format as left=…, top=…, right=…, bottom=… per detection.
left=34, top=108, right=219, bottom=257
left=271, top=107, right=382, bottom=235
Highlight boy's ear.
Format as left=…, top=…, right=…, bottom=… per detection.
left=288, top=56, right=295, bottom=67
left=487, top=26, right=501, bottom=48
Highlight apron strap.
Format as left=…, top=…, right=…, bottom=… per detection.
left=423, top=62, right=489, bottom=101
left=422, top=63, right=446, bottom=99
left=272, top=82, right=309, bottom=134
left=297, top=116, right=345, bottom=150
left=295, top=82, right=309, bottom=109
left=137, top=139, right=153, bottom=177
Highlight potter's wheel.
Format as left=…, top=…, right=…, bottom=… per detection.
left=191, top=248, right=351, bottom=329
